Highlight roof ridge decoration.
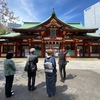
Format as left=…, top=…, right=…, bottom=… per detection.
left=51, top=8, right=56, bottom=17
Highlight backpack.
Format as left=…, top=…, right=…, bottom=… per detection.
left=28, top=61, right=36, bottom=72
left=44, top=58, right=54, bottom=73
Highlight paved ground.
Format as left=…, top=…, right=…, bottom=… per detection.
left=0, top=58, right=100, bottom=100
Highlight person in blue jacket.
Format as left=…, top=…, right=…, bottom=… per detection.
left=4, top=51, right=16, bottom=98
left=44, top=49, right=57, bottom=97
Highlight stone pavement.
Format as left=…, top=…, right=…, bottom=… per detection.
left=0, top=58, right=100, bottom=100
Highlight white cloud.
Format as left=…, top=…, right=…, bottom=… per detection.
left=60, top=14, right=80, bottom=21
left=55, top=0, right=69, bottom=5
left=3, top=0, right=83, bottom=24
left=59, top=5, right=81, bottom=21
left=20, top=0, right=38, bottom=20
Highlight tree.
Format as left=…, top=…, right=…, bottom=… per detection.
left=0, top=0, right=19, bottom=32
left=0, top=28, right=6, bottom=34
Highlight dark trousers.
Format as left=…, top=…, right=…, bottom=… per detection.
left=59, top=64, right=66, bottom=80
left=5, top=75, right=14, bottom=97
left=28, top=71, right=36, bottom=90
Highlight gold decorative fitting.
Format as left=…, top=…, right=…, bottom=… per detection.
left=28, top=39, right=31, bottom=41
left=76, top=39, right=78, bottom=41
left=28, top=39, right=31, bottom=42
left=89, top=42, right=92, bottom=44
left=38, top=27, right=42, bottom=29
left=50, top=18, right=57, bottom=24
left=74, top=38, right=79, bottom=42
left=74, top=38, right=76, bottom=40
left=74, top=38, right=78, bottom=42
left=65, top=26, right=68, bottom=28
left=41, top=31, right=44, bottom=35
left=63, top=31, right=66, bottom=35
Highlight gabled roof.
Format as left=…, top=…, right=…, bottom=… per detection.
left=0, top=32, right=21, bottom=38
left=87, top=33, right=100, bottom=37
left=72, top=33, right=100, bottom=39
left=12, top=9, right=98, bottom=32
left=17, top=22, right=41, bottom=29
left=0, top=39, right=6, bottom=42
left=67, top=22, right=85, bottom=29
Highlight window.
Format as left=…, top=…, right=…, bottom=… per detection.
left=65, top=43, right=74, bottom=56
left=3, top=45, right=14, bottom=53
left=32, top=44, right=42, bottom=56
left=92, top=45, right=100, bottom=53
left=51, top=30, right=56, bottom=37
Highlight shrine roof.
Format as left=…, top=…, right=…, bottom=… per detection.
left=0, top=32, right=100, bottom=40
left=67, top=22, right=85, bottom=29
left=13, top=21, right=97, bottom=30
left=12, top=9, right=98, bottom=32
left=0, top=39, right=6, bottom=42
left=16, top=22, right=41, bottom=29
left=87, top=33, right=100, bottom=37
left=0, top=32, right=21, bottom=38
left=72, top=33, right=100, bottom=38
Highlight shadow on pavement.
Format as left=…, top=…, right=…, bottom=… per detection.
left=66, top=74, right=77, bottom=80
left=0, top=83, right=76, bottom=100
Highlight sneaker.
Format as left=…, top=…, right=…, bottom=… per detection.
left=47, top=95, right=51, bottom=97
left=47, top=95, right=54, bottom=97
left=28, top=88, right=31, bottom=91
left=11, top=92, right=14, bottom=96
left=6, top=92, right=14, bottom=98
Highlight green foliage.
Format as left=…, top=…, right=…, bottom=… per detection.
left=0, top=28, right=6, bottom=35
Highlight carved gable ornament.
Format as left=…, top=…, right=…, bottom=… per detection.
left=46, top=18, right=61, bottom=28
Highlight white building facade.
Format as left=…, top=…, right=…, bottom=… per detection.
left=84, top=2, right=100, bottom=34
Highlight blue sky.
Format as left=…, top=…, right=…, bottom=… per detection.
left=4, top=0, right=100, bottom=26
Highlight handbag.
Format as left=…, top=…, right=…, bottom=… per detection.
left=64, top=60, right=69, bottom=65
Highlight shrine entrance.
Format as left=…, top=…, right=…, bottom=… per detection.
left=45, top=43, right=61, bottom=57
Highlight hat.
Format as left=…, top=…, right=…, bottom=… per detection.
left=30, top=48, right=36, bottom=53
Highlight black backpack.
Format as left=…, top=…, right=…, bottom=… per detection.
left=28, top=57, right=36, bottom=72
left=28, top=61, right=36, bottom=72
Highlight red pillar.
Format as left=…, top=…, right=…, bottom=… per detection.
left=62, top=41, right=65, bottom=50
left=42, top=41, right=45, bottom=57
left=88, top=43, right=90, bottom=57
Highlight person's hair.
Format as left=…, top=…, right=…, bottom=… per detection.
left=31, top=51, right=34, bottom=54
left=6, top=52, right=13, bottom=59
left=46, top=49, right=53, bottom=55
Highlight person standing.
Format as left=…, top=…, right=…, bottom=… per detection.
left=4, top=51, right=16, bottom=98
left=58, top=49, right=68, bottom=82
left=44, top=49, right=57, bottom=97
left=24, top=48, right=38, bottom=91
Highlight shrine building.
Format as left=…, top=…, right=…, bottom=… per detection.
left=0, top=9, right=100, bottom=58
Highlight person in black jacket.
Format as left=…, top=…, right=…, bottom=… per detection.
left=24, top=48, right=38, bottom=91
left=58, top=49, right=68, bottom=82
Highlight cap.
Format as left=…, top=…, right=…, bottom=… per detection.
left=30, top=48, right=36, bottom=53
